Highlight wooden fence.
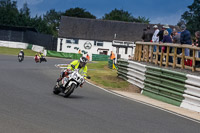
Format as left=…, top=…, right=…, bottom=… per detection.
left=134, top=42, right=200, bottom=72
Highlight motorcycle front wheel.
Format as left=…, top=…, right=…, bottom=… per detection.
left=64, top=83, right=76, bottom=98
left=53, top=85, right=61, bottom=95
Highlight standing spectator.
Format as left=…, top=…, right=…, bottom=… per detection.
left=152, top=25, right=159, bottom=52
left=172, top=28, right=181, bottom=44
left=172, top=28, right=181, bottom=64
left=110, top=51, right=116, bottom=64
left=142, top=25, right=153, bottom=42
left=128, top=55, right=132, bottom=60
left=142, top=25, right=153, bottom=59
left=157, top=25, right=167, bottom=61
left=86, top=54, right=90, bottom=61
left=163, top=30, right=173, bottom=62
left=164, top=24, right=172, bottom=36
left=78, top=49, right=81, bottom=54
left=157, top=25, right=167, bottom=43
left=193, top=31, right=200, bottom=67
left=180, top=24, right=192, bottom=57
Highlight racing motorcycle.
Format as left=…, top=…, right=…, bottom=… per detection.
left=53, top=68, right=90, bottom=97
left=18, top=53, right=24, bottom=62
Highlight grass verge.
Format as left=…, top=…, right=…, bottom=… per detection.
left=87, top=61, right=140, bottom=92
left=0, top=47, right=36, bottom=56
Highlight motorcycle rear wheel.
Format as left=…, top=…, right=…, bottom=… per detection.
left=64, top=83, right=76, bottom=98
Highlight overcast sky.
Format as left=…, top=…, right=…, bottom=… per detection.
left=15, top=0, right=193, bottom=25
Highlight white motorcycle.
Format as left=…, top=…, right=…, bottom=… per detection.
left=53, top=68, right=90, bottom=97
left=18, top=53, right=24, bottom=62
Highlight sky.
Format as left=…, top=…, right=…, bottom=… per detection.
left=15, top=0, right=193, bottom=25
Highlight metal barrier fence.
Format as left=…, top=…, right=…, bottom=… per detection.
left=118, top=59, right=200, bottom=112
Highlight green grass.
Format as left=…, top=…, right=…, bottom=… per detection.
left=0, top=47, right=36, bottom=56
left=87, top=61, right=131, bottom=89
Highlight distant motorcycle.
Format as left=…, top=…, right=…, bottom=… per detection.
left=40, top=57, right=47, bottom=63
left=18, top=53, right=24, bottom=62
left=34, top=55, right=47, bottom=63
left=34, top=55, right=40, bottom=63
left=53, top=68, right=90, bottom=97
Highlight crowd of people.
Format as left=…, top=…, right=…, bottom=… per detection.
left=142, top=24, right=200, bottom=67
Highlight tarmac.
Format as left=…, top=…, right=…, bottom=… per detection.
left=112, top=90, right=200, bottom=121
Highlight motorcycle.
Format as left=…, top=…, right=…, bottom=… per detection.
left=34, top=55, right=47, bottom=63
left=18, top=53, right=24, bottom=62
left=53, top=68, right=90, bottom=97
left=34, top=55, right=40, bottom=63
left=40, top=57, right=47, bottom=63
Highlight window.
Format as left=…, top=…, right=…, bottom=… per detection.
left=94, top=41, right=103, bottom=46
left=125, top=48, right=128, bottom=54
left=66, top=39, right=79, bottom=44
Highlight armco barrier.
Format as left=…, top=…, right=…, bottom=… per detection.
left=117, top=59, right=200, bottom=112
left=180, top=75, right=200, bottom=112
left=117, top=59, right=145, bottom=89
left=47, top=50, right=82, bottom=59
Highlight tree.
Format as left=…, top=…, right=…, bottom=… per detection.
left=102, top=9, right=150, bottom=23
left=18, top=2, right=31, bottom=26
left=0, top=0, right=19, bottom=26
left=180, top=0, right=200, bottom=35
left=64, top=7, right=96, bottom=19
left=137, top=16, right=150, bottom=24
left=102, top=9, right=134, bottom=22
left=43, top=9, right=63, bottom=36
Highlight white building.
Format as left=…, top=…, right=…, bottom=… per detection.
left=57, top=16, right=155, bottom=60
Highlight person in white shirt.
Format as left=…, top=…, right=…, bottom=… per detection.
left=152, top=25, right=160, bottom=52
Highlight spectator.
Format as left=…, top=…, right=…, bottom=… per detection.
left=142, top=25, right=153, bottom=42
left=86, top=54, right=90, bottom=61
left=78, top=50, right=81, bottom=54
left=152, top=25, right=159, bottom=52
left=110, top=51, right=116, bottom=64
left=164, top=24, right=172, bottom=36
left=128, top=55, right=132, bottom=60
left=172, top=28, right=180, bottom=44
left=193, top=31, right=200, bottom=67
left=157, top=25, right=167, bottom=43
left=180, top=24, right=192, bottom=57
left=163, top=30, right=173, bottom=62
left=142, top=25, right=153, bottom=59
left=172, top=28, right=181, bottom=64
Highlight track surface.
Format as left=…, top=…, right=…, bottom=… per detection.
left=0, top=55, right=199, bottom=133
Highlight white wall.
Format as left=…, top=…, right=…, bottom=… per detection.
left=57, top=38, right=134, bottom=60
left=0, top=40, right=28, bottom=49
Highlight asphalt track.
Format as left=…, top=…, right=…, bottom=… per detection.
left=0, top=54, right=199, bottom=133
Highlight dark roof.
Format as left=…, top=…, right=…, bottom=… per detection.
left=0, top=25, right=37, bottom=32
left=59, top=16, right=178, bottom=42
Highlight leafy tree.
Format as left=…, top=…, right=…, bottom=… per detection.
left=103, top=9, right=134, bottom=22
left=0, top=0, right=19, bottom=26
left=102, top=9, right=150, bottom=23
left=64, top=7, right=96, bottom=19
left=18, top=2, right=31, bottom=26
left=31, top=15, right=52, bottom=35
left=43, top=9, right=63, bottom=36
left=180, top=0, right=200, bottom=35
left=137, top=16, right=150, bottom=24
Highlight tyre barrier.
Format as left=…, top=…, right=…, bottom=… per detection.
left=117, top=59, right=200, bottom=112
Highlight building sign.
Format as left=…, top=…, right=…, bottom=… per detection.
left=84, top=41, right=92, bottom=49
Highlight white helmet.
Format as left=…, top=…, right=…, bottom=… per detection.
left=79, top=57, right=88, bottom=67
